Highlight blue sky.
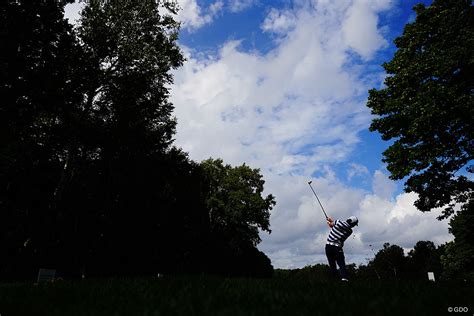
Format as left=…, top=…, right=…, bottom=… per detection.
left=65, top=0, right=451, bottom=268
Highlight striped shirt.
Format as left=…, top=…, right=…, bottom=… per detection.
left=327, top=219, right=352, bottom=247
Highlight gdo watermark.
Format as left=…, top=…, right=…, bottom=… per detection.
left=448, top=307, right=469, bottom=313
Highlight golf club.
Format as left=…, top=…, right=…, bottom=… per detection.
left=308, top=181, right=328, bottom=220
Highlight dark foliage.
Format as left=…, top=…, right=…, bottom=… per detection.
left=1, top=276, right=473, bottom=316
left=366, top=0, right=473, bottom=280
left=442, top=204, right=474, bottom=280
left=355, top=241, right=469, bottom=281
left=0, top=0, right=273, bottom=281
left=287, top=240, right=470, bottom=282
left=367, top=0, right=473, bottom=216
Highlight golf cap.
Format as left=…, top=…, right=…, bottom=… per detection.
left=347, top=216, right=358, bottom=227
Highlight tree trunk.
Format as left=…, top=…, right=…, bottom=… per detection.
left=50, top=145, right=77, bottom=215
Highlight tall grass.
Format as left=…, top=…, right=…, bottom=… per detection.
left=0, top=274, right=472, bottom=315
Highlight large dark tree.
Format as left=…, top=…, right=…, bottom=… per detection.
left=371, top=243, right=407, bottom=279
left=366, top=0, right=473, bottom=217
left=68, top=0, right=188, bottom=276
left=0, top=0, right=83, bottom=279
left=0, top=0, right=190, bottom=279
left=1, top=0, right=276, bottom=280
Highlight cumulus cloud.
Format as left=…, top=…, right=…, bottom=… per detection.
left=372, top=170, right=396, bottom=200
left=171, top=0, right=391, bottom=170
left=176, top=0, right=223, bottom=30
left=261, top=8, right=297, bottom=35
left=341, top=0, right=391, bottom=59
left=358, top=184, right=451, bottom=250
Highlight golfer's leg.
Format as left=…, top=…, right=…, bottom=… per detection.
left=335, top=248, right=348, bottom=280
left=325, top=245, right=339, bottom=278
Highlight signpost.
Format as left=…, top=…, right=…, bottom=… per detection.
left=427, top=272, right=435, bottom=282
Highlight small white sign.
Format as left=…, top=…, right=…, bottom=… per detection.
left=427, top=272, right=435, bottom=281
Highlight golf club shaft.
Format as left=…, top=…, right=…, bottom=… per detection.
left=308, top=182, right=328, bottom=220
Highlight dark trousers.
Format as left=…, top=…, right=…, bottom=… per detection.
left=325, top=244, right=348, bottom=280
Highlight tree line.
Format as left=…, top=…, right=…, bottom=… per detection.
left=0, top=0, right=275, bottom=280
left=279, top=240, right=471, bottom=281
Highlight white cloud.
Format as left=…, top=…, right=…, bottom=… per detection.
left=210, top=1, right=225, bottom=16
left=341, top=0, right=391, bottom=59
left=172, top=0, right=388, bottom=170
left=64, top=1, right=85, bottom=25
left=372, top=169, right=396, bottom=200
left=358, top=187, right=451, bottom=250
left=176, top=0, right=223, bottom=30
left=347, top=163, right=370, bottom=181
left=261, top=8, right=297, bottom=35
left=170, top=0, right=453, bottom=268
left=229, top=0, right=258, bottom=13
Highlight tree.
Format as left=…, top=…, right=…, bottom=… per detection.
left=200, top=158, right=275, bottom=276
left=441, top=205, right=474, bottom=280
left=366, top=0, right=473, bottom=217
left=77, top=0, right=183, bottom=156
left=69, top=0, right=189, bottom=276
left=371, top=243, right=407, bottom=279
left=407, top=241, right=443, bottom=279
left=0, top=0, right=191, bottom=279
left=201, top=158, right=275, bottom=247
left=0, top=0, right=82, bottom=279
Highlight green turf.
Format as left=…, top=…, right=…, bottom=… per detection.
left=0, top=275, right=472, bottom=315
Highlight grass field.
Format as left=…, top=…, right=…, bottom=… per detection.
left=0, top=275, right=473, bottom=316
